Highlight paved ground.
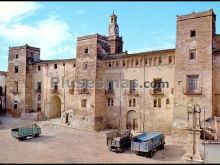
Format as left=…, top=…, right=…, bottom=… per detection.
left=0, top=116, right=187, bottom=163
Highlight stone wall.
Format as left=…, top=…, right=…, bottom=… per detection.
left=174, top=10, right=215, bottom=132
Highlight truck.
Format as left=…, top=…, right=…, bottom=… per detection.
left=106, top=129, right=132, bottom=153
left=11, top=123, right=41, bottom=141
left=130, top=132, right=165, bottom=158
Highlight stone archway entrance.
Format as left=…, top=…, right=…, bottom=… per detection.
left=126, top=110, right=138, bottom=130
left=49, top=95, right=61, bottom=118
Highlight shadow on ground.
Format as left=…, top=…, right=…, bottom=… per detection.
left=20, top=135, right=57, bottom=143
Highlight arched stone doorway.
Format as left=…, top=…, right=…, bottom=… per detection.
left=126, top=110, right=138, bottom=130
left=49, top=95, right=61, bottom=119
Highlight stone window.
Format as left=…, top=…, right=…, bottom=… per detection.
left=38, top=66, right=41, bottom=71
left=38, top=94, right=41, bottom=101
left=107, top=98, right=110, bottom=106
left=135, top=59, right=139, bottom=66
left=187, top=75, right=199, bottom=92
left=108, top=81, right=113, bottom=90
left=54, top=82, right=58, bottom=90
left=166, top=98, right=170, bottom=105
left=14, top=101, right=18, bottom=110
left=123, top=61, right=126, bottom=67
left=83, top=62, right=88, bottom=70
left=111, top=99, right=114, bottom=106
left=189, top=50, right=196, bottom=60
left=190, top=30, right=196, bottom=37
left=81, top=99, right=87, bottom=107
left=129, top=80, right=137, bottom=93
left=37, top=103, right=41, bottom=111
left=84, top=47, right=89, bottom=54
left=14, top=66, right=19, bottom=73
left=168, top=56, right=172, bottom=64
left=15, top=54, right=19, bottom=59
left=73, top=63, right=76, bottom=67
left=129, top=99, right=132, bottom=107
left=153, top=99, right=157, bottom=107
left=54, top=64, right=57, bottom=69
left=145, top=58, right=148, bottom=65
left=13, top=81, right=18, bottom=94
left=158, top=98, right=161, bottom=107
left=37, top=82, right=41, bottom=92
left=159, top=57, right=162, bottom=64
left=63, top=63, right=65, bottom=66
left=109, top=62, right=112, bottom=68
left=133, top=98, right=136, bottom=107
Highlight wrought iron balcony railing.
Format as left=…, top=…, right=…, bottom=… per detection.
left=105, top=89, right=114, bottom=95
left=150, top=88, right=164, bottom=95
left=183, top=87, right=202, bottom=95
left=125, top=89, right=139, bottom=96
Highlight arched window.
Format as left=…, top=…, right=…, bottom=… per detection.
left=135, top=59, right=139, bottom=66
left=145, top=58, right=148, bottom=66
left=166, top=98, right=170, bottom=105
left=158, top=98, right=161, bottom=107
left=129, top=99, right=132, bottom=107
left=153, top=99, right=157, bottom=107
left=168, top=56, right=172, bottom=64
left=133, top=98, right=136, bottom=107
left=159, top=57, right=162, bottom=64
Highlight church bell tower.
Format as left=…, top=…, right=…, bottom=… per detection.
left=108, top=11, right=123, bottom=54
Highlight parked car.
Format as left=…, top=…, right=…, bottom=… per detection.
left=11, top=123, right=41, bottom=141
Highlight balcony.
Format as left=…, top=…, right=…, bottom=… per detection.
left=69, top=88, right=74, bottom=95
left=105, top=89, right=114, bottom=95
left=78, top=88, right=89, bottom=95
left=50, top=88, right=60, bottom=94
left=125, top=89, right=139, bottom=96
left=183, top=87, right=202, bottom=95
left=35, top=89, right=41, bottom=93
left=150, top=88, right=164, bottom=95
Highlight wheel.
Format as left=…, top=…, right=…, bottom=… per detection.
left=35, top=133, right=40, bottom=137
left=147, top=151, right=154, bottom=158
left=18, top=137, right=25, bottom=141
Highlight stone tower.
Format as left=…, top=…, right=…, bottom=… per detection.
left=108, top=11, right=123, bottom=54
left=173, top=9, right=216, bottom=132
left=6, top=44, right=40, bottom=117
